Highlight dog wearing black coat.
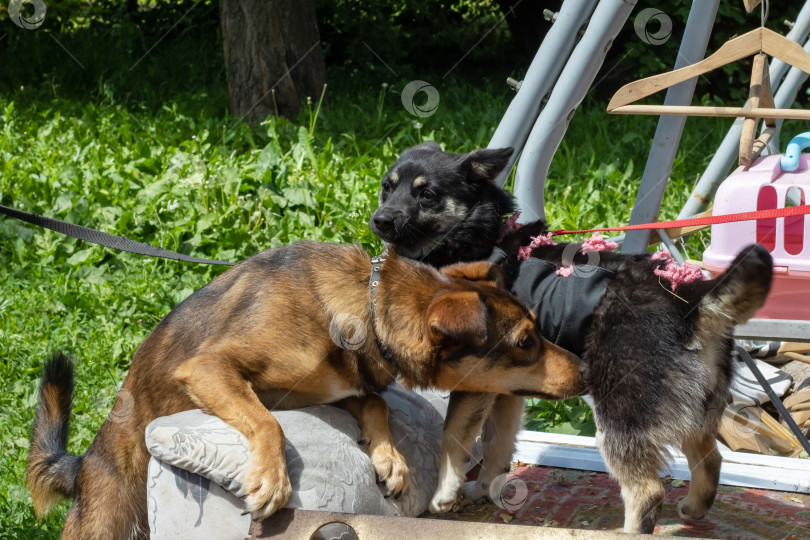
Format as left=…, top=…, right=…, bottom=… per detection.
left=370, top=142, right=774, bottom=533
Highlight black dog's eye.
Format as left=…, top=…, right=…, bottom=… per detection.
left=382, top=180, right=392, bottom=193
left=421, top=188, right=436, bottom=200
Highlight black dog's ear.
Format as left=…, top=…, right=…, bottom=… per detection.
left=461, top=147, right=514, bottom=182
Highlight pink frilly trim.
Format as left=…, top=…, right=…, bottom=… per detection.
left=517, top=232, right=557, bottom=261
left=499, top=211, right=524, bottom=242
left=555, top=265, right=574, bottom=277
left=554, top=233, right=617, bottom=275
left=580, top=233, right=618, bottom=254
left=651, top=251, right=706, bottom=290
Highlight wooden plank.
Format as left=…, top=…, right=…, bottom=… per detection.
left=779, top=342, right=810, bottom=354
left=610, top=105, right=810, bottom=120
left=256, top=509, right=638, bottom=539
left=785, top=352, right=810, bottom=365
left=739, top=55, right=768, bottom=167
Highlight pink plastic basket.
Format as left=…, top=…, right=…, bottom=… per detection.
left=703, top=151, right=810, bottom=321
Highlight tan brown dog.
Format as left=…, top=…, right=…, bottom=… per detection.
left=27, top=241, right=586, bottom=538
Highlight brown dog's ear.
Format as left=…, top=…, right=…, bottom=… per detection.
left=461, top=147, right=514, bottom=182
left=426, top=291, right=488, bottom=346
left=440, top=261, right=505, bottom=289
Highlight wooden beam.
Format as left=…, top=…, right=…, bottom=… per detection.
left=610, top=105, right=810, bottom=120
left=739, top=55, right=775, bottom=166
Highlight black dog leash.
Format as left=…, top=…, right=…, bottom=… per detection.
left=0, top=204, right=235, bottom=266
left=735, top=346, right=810, bottom=455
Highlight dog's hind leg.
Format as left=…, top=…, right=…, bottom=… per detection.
left=62, top=441, right=150, bottom=539
left=337, top=395, right=409, bottom=498
left=602, top=442, right=665, bottom=534
left=429, top=391, right=497, bottom=513
left=615, top=469, right=665, bottom=534
left=677, top=430, right=721, bottom=520
left=462, top=394, right=524, bottom=502
left=175, top=354, right=292, bottom=520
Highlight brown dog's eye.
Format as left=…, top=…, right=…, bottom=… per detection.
left=518, top=335, right=534, bottom=349
left=421, top=188, right=435, bottom=200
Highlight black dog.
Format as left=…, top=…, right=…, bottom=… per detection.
left=371, top=142, right=773, bottom=533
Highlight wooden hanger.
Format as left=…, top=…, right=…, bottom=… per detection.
left=743, top=0, right=762, bottom=13
left=739, top=54, right=777, bottom=166
left=607, top=27, right=810, bottom=121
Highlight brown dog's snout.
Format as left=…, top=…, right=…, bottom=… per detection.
left=547, top=343, right=588, bottom=397
left=577, top=357, right=589, bottom=385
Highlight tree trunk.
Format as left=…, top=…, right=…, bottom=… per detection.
left=220, top=0, right=326, bottom=121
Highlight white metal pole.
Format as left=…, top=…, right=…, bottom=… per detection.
left=489, top=0, right=599, bottom=188
left=622, top=0, right=721, bottom=253
left=511, top=0, right=636, bottom=221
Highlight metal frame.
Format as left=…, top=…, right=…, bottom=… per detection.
left=489, top=0, right=810, bottom=343
left=510, top=0, right=636, bottom=222
left=490, top=0, right=599, bottom=189
left=621, top=0, right=722, bottom=252
left=483, top=0, right=810, bottom=471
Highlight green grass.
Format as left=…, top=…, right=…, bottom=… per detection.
left=0, top=40, right=739, bottom=540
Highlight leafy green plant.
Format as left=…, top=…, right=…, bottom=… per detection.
left=525, top=397, right=595, bottom=437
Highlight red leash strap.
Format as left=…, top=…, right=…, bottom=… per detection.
left=552, top=204, right=810, bottom=236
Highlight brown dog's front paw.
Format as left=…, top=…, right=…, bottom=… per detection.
left=370, top=443, right=409, bottom=498
left=242, top=460, right=292, bottom=520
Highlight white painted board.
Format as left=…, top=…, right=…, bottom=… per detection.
left=514, top=430, right=810, bottom=493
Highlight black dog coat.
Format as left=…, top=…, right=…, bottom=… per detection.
left=489, top=248, right=616, bottom=357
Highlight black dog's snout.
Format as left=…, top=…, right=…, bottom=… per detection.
left=373, top=213, right=394, bottom=231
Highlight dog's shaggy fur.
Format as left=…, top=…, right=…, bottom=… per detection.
left=27, top=242, right=586, bottom=539
left=371, top=142, right=773, bottom=533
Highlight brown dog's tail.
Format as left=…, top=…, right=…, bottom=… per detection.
left=26, top=353, right=83, bottom=518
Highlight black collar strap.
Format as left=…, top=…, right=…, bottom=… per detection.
left=369, top=252, right=396, bottom=363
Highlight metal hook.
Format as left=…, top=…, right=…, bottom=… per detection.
left=761, top=0, right=769, bottom=29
